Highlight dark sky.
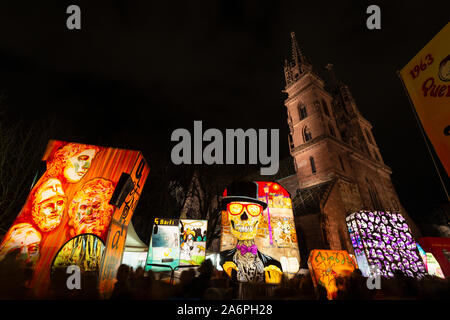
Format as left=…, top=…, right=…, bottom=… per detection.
left=0, top=0, right=448, bottom=219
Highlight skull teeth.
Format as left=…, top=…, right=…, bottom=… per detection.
left=234, top=225, right=253, bottom=233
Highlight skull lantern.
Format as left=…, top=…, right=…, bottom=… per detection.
left=227, top=202, right=263, bottom=240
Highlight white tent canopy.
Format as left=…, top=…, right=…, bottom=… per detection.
left=124, top=221, right=148, bottom=252
left=122, top=221, right=148, bottom=269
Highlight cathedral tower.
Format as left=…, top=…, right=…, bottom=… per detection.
left=281, top=32, right=420, bottom=255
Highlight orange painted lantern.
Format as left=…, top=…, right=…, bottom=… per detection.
left=0, top=140, right=149, bottom=298
left=307, top=249, right=358, bottom=300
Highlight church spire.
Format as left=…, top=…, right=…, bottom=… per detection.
left=325, top=63, right=338, bottom=89
left=284, top=31, right=312, bottom=86
left=290, top=31, right=311, bottom=73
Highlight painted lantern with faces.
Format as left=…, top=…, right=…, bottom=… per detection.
left=0, top=140, right=150, bottom=298
left=347, top=210, right=426, bottom=278
left=31, top=178, right=66, bottom=232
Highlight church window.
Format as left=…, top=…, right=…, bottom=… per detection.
left=322, top=99, right=330, bottom=117
left=366, top=178, right=382, bottom=210
left=339, top=155, right=345, bottom=171
left=374, top=150, right=380, bottom=161
left=365, top=129, right=373, bottom=144
left=310, top=156, right=316, bottom=174
left=299, top=104, right=307, bottom=120
left=303, top=126, right=312, bottom=142
left=329, top=124, right=335, bottom=137
left=391, top=198, right=400, bottom=211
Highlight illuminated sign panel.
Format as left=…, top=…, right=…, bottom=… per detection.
left=426, top=252, right=445, bottom=278
left=219, top=181, right=300, bottom=284
left=308, top=249, right=357, bottom=300
left=346, top=210, right=426, bottom=279
left=180, top=219, right=207, bottom=266
left=0, top=140, right=149, bottom=298
left=145, top=218, right=207, bottom=271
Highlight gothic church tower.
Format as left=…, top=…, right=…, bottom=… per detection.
left=281, top=32, right=420, bottom=255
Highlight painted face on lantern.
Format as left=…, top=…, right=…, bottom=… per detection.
left=361, top=212, right=368, bottom=221
left=393, top=229, right=399, bottom=238
left=68, top=178, right=115, bottom=238
left=381, top=216, right=388, bottom=225
left=400, top=232, right=406, bottom=242
left=368, top=212, right=374, bottom=222
left=386, top=245, right=393, bottom=255
left=385, top=253, right=393, bottom=262
left=402, top=258, right=410, bottom=269
left=360, top=220, right=367, bottom=229
left=360, top=229, right=366, bottom=238
left=227, top=201, right=263, bottom=240
left=393, top=252, right=400, bottom=261
left=0, top=223, right=41, bottom=265
left=417, top=261, right=426, bottom=273
left=376, top=249, right=384, bottom=260
left=32, top=178, right=66, bottom=232
left=386, top=226, right=392, bottom=235
left=64, top=149, right=97, bottom=183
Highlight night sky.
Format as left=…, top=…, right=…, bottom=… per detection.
left=0, top=0, right=448, bottom=221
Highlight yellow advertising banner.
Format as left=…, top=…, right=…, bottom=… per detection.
left=399, top=23, right=450, bottom=176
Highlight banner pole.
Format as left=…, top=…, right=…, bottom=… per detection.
left=396, top=71, right=450, bottom=202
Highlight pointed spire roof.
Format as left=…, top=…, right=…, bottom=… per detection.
left=290, top=31, right=311, bottom=72
left=325, top=63, right=338, bottom=88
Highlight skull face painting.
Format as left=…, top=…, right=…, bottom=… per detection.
left=0, top=223, right=41, bottom=265
left=227, top=202, right=263, bottom=240
left=68, top=178, right=115, bottom=238
left=219, top=181, right=283, bottom=284
left=31, top=178, right=66, bottom=232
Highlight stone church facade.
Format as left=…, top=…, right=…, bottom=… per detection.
left=277, top=32, right=420, bottom=264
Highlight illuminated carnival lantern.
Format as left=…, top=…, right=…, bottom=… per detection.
left=0, top=140, right=149, bottom=298
left=307, top=249, right=357, bottom=300
left=219, top=181, right=300, bottom=284
left=145, top=218, right=208, bottom=272
left=346, top=210, right=427, bottom=279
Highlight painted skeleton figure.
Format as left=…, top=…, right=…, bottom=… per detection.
left=233, top=243, right=265, bottom=282
left=220, top=196, right=282, bottom=283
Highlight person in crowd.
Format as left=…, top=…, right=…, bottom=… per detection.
left=110, top=264, right=132, bottom=300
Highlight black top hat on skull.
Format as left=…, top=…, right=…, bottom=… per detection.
left=221, top=181, right=268, bottom=210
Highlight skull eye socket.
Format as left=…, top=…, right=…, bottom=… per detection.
left=228, top=203, right=243, bottom=215
left=247, top=204, right=262, bottom=216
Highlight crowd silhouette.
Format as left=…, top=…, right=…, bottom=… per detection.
left=0, top=249, right=448, bottom=300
